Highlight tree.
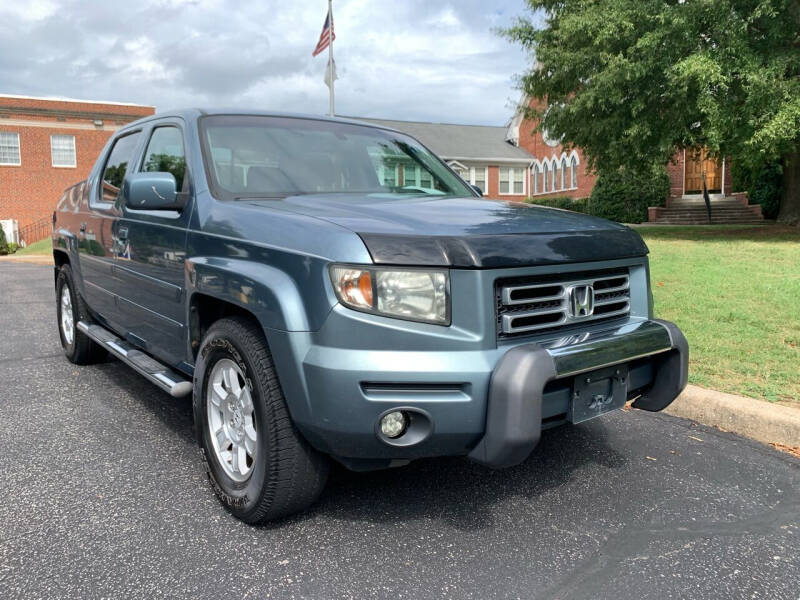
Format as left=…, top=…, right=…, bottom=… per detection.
left=503, top=0, right=800, bottom=224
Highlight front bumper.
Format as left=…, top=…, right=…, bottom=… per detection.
left=467, top=319, right=688, bottom=468
left=275, top=313, right=687, bottom=470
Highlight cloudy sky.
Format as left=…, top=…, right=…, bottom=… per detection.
left=0, top=0, right=537, bottom=125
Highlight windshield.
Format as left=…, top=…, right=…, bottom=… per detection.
left=199, top=115, right=474, bottom=200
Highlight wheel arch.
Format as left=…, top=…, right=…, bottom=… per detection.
left=185, top=256, right=334, bottom=359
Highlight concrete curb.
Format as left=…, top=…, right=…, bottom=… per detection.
left=664, top=384, right=800, bottom=447
left=0, top=255, right=52, bottom=265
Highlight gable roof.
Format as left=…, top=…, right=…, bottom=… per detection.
left=351, top=117, right=534, bottom=163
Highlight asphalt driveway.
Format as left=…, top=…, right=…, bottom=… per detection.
left=1, top=262, right=798, bottom=600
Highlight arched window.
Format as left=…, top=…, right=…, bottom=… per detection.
left=533, top=164, right=540, bottom=194
left=561, top=158, right=568, bottom=189
left=554, top=162, right=561, bottom=191
left=551, top=162, right=557, bottom=192
left=543, top=164, right=549, bottom=192
left=570, top=156, right=578, bottom=188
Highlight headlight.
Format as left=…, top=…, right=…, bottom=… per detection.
left=330, top=265, right=450, bottom=325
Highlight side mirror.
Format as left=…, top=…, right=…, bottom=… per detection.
left=123, top=172, right=183, bottom=210
left=470, top=184, right=483, bottom=197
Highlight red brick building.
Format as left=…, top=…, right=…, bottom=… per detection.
left=0, top=95, right=154, bottom=234
left=360, top=99, right=599, bottom=203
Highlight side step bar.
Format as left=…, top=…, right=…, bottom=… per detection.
left=77, top=321, right=193, bottom=398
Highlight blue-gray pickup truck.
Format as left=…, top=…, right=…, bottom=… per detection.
left=52, top=110, right=688, bottom=523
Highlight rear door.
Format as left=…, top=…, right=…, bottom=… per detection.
left=80, top=130, right=144, bottom=329
left=114, top=120, right=193, bottom=367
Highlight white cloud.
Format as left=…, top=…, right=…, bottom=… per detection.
left=0, top=0, right=531, bottom=125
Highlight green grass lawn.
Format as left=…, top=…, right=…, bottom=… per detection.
left=13, top=237, right=53, bottom=255
left=635, top=225, right=800, bottom=404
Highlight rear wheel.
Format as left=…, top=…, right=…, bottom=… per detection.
left=56, top=264, right=107, bottom=365
left=194, top=317, right=328, bottom=523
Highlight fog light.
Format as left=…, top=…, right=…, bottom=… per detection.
left=380, top=411, right=407, bottom=438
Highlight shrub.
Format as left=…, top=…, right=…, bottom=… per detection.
left=589, top=165, right=670, bottom=223
left=527, top=195, right=589, bottom=214
left=746, top=163, right=782, bottom=220
left=6, top=242, right=18, bottom=254
left=0, top=225, right=7, bottom=255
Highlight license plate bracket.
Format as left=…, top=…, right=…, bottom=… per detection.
left=569, top=365, right=629, bottom=424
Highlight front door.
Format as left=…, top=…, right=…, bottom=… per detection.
left=80, top=130, right=144, bottom=330
left=115, top=121, right=192, bottom=367
left=685, top=148, right=721, bottom=193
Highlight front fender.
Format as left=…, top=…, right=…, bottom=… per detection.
left=185, top=256, right=334, bottom=333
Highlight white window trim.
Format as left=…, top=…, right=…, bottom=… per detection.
left=469, top=166, right=488, bottom=189
left=530, top=151, right=581, bottom=196
left=498, top=166, right=527, bottom=196
left=0, top=131, right=21, bottom=166
left=50, top=134, right=77, bottom=168
left=378, top=164, right=399, bottom=186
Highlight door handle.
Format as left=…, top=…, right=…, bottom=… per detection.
left=118, top=226, right=128, bottom=241
left=79, top=222, right=86, bottom=234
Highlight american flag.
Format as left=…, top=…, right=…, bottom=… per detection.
left=312, top=12, right=335, bottom=57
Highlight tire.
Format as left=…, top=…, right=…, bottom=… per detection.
left=56, top=264, right=108, bottom=365
left=193, top=316, right=329, bottom=523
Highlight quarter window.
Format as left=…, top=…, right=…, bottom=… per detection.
left=101, top=132, right=141, bottom=203
left=0, top=132, right=21, bottom=166
left=141, top=126, right=186, bottom=192
left=51, top=134, right=76, bottom=167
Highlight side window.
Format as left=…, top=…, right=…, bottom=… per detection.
left=101, top=132, right=141, bottom=203
left=141, top=126, right=186, bottom=192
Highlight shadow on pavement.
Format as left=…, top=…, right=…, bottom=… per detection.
left=94, top=353, right=627, bottom=532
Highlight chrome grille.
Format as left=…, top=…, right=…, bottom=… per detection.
left=496, top=269, right=631, bottom=337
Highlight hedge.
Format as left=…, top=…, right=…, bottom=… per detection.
left=588, top=166, right=669, bottom=223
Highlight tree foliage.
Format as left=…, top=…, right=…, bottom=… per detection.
left=503, top=0, right=800, bottom=222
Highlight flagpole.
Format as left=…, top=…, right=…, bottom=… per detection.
left=328, top=0, right=334, bottom=116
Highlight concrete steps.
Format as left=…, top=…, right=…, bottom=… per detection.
left=649, top=195, right=763, bottom=225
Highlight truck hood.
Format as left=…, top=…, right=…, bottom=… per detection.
left=247, top=194, right=648, bottom=268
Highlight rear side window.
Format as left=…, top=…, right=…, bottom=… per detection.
left=101, top=132, right=141, bottom=203
left=141, top=126, right=187, bottom=192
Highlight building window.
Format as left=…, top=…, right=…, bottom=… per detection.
left=570, top=156, right=578, bottom=188
left=0, top=132, right=21, bottom=166
left=419, top=168, right=432, bottom=188
left=471, top=166, right=487, bottom=193
left=379, top=164, right=397, bottom=187
left=402, top=163, right=418, bottom=187
left=499, top=167, right=525, bottom=195
left=51, top=134, right=76, bottom=168
left=554, top=163, right=561, bottom=191
left=533, top=165, right=540, bottom=194
left=542, top=164, right=549, bottom=192
left=561, top=157, right=568, bottom=189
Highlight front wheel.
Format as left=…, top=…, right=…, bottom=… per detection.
left=193, top=317, right=328, bottom=523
